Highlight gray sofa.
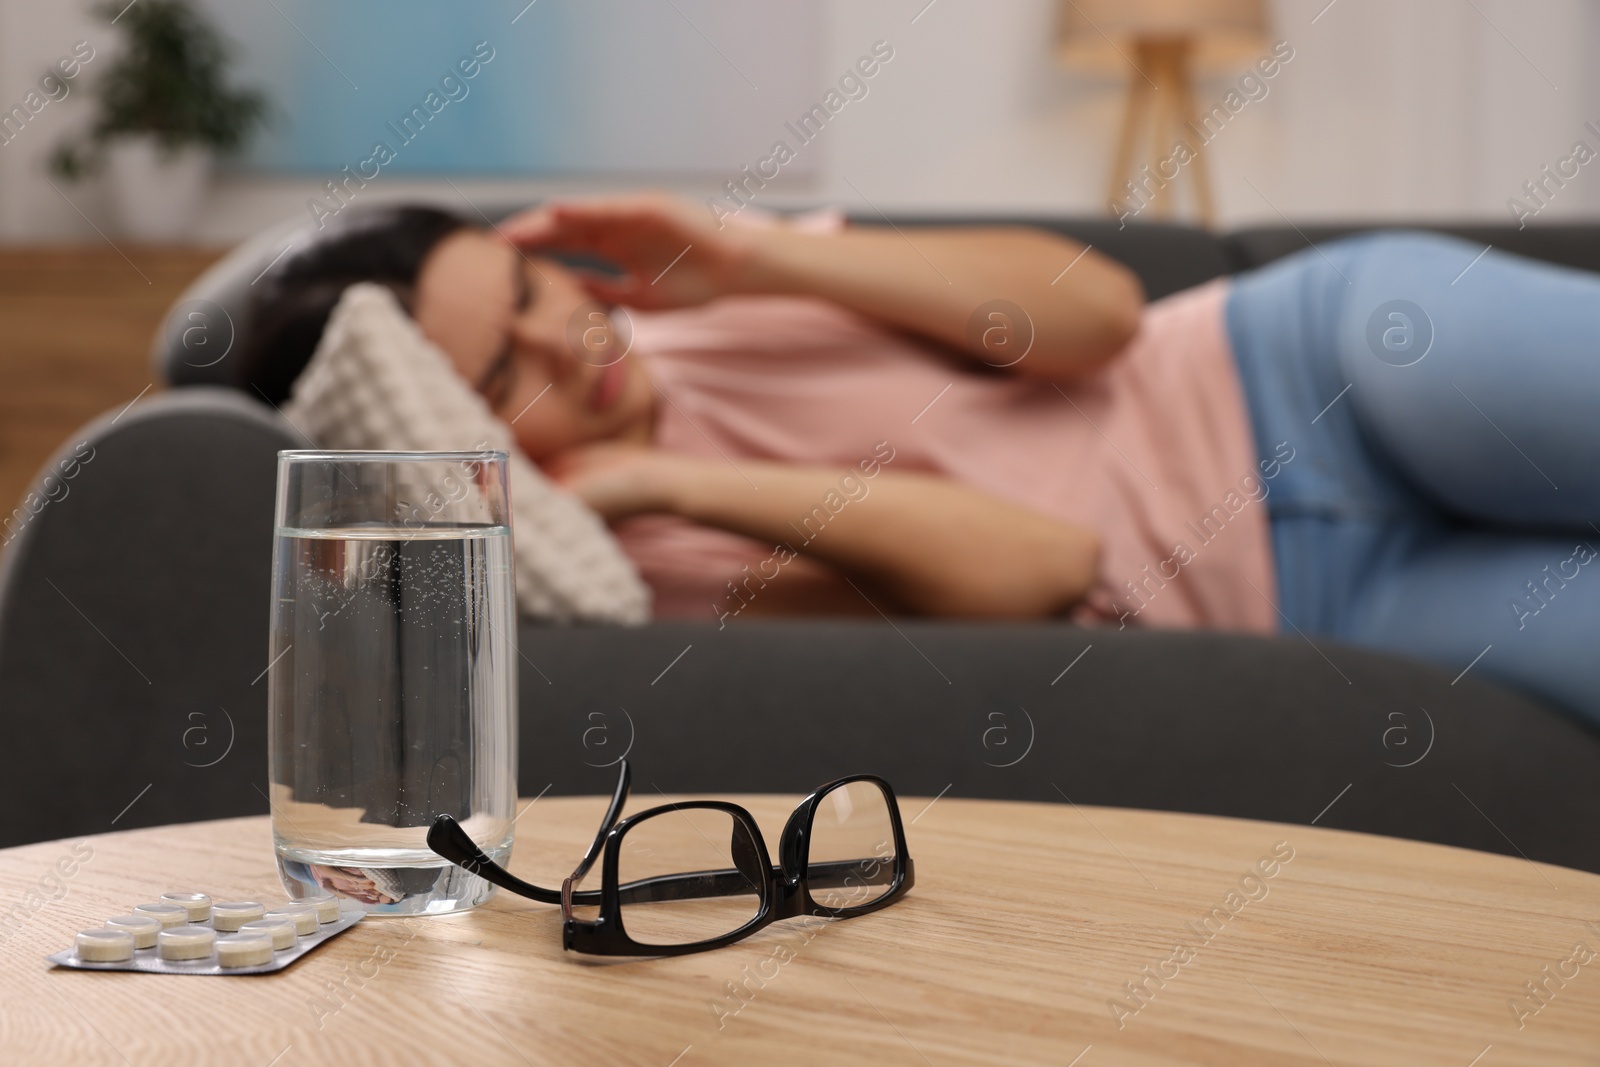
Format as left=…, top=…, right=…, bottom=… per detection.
left=3, top=212, right=1598, bottom=875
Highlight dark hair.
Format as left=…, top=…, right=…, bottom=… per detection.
left=239, top=204, right=469, bottom=404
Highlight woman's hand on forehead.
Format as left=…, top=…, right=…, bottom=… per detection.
left=500, top=194, right=755, bottom=311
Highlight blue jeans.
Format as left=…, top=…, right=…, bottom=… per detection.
left=1226, top=233, right=1600, bottom=728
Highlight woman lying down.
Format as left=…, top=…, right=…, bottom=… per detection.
left=243, top=195, right=1600, bottom=727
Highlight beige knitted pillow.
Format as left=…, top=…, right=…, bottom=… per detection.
left=283, top=283, right=650, bottom=624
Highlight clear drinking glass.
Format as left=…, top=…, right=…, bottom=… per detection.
left=267, top=451, right=517, bottom=915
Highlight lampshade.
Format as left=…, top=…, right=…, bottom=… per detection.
left=1057, top=0, right=1270, bottom=74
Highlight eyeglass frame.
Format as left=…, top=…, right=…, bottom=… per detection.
left=426, top=759, right=915, bottom=956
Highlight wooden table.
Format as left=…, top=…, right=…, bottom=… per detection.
left=1, top=795, right=1596, bottom=1066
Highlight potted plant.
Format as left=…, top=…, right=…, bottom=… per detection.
left=51, top=0, right=267, bottom=242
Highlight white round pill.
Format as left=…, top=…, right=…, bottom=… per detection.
left=263, top=905, right=318, bottom=936
left=156, top=926, right=216, bottom=961
left=159, top=892, right=212, bottom=922
left=299, top=894, right=342, bottom=923
left=239, top=918, right=297, bottom=950
left=75, top=929, right=135, bottom=962
left=216, top=934, right=274, bottom=968
left=104, top=914, right=161, bottom=949
left=132, top=902, right=189, bottom=929
left=210, top=901, right=266, bottom=932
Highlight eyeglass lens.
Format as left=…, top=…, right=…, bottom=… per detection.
left=806, top=781, right=898, bottom=913
left=616, top=808, right=765, bottom=947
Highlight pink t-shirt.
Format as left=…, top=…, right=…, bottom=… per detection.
left=616, top=278, right=1278, bottom=633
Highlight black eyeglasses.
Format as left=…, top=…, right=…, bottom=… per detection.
left=426, top=760, right=915, bottom=956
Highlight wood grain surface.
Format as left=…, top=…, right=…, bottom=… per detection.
left=0, top=795, right=1595, bottom=1066
left=0, top=245, right=222, bottom=517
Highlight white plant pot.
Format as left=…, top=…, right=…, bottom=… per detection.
left=104, top=135, right=214, bottom=242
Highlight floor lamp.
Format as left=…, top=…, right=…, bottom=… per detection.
left=1058, top=0, right=1268, bottom=227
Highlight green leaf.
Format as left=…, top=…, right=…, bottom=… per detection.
left=66, top=0, right=270, bottom=156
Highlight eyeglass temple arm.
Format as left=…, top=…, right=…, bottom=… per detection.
left=426, top=814, right=565, bottom=905
left=612, top=857, right=897, bottom=905
left=427, top=761, right=633, bottom=907
left=569, top=758, right=631, bottom=887
left=794, top=857, right=898, bottom=889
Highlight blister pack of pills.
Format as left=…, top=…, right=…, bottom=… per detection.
left=47, top=891, right=363, bottom=975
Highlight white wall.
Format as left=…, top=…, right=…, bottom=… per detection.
left=1, top=0, right=1597, bottom=244
left=0, top=0, right=104, bottom=239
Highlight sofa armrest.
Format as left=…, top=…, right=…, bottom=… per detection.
left=0, top=389, right=298, bottom=847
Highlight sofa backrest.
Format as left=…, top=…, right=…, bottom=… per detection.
left=847, top=215, right=1236, bottom=302
left=153, top=217, right=308, bottom=392
left=1228, top=222, right=1600, bottom=276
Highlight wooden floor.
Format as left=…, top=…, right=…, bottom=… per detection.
left=0, top=245, right=223, bottom=517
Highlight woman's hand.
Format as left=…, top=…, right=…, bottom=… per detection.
left=500, top=194, right=755, bottom=311
left=308, top=865, right=398, bottom=905
left=543, top=441, right=697, bottom=523
left=671, top=459, right=1101, bottom=618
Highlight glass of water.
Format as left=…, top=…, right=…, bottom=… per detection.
left=267, top=451, right=517, bottom=915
